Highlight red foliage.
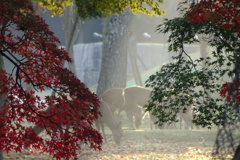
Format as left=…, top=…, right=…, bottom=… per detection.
left=220, top=80, right=240, bottom=107
left=186, top=0, right=240, bottom=106
left=0, top=0, right=102, bottom=159
left=186, top=0, right=240, bottom=33
left=220, top=82, right=231, bottom=102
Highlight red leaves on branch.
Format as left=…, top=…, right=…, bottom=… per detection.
left=220, top=80, right=240, bottom=107
left=0, top=0, right=102, bottom=159
left=185, top=0, right=240, bottom=107
left=220, top=82, right=231, bottom=102
left=186, top=0, right=240, bottom=33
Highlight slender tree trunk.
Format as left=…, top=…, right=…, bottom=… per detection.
left=0, top=90, right=4, bottom=158
left=31, top=5, right=81, bottom=135
left=128, top=34, right=142, bottom=86
left=96, top=10, right=133, bottom=97
left=64, top=6, right=81, bottom=74
left=199, top=35, right=208, bottom=67
left=24, top=1, right=44, bottom=92
left=198, top=34, right=210, bottom=99
left=0, top=20, right=7, bottom=160
left=0, top=56, right=5, bottom=160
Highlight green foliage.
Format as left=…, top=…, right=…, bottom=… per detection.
left=34, top=0, right=164, bottom=19
left=146, top=55, right=238, bottom=128
left=145, top=2, right=240, bottom=128
left=33, top=0, right=73, bottom=15
left=75, top=0, right=165, bottom=19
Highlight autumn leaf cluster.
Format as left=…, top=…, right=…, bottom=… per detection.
left=0, top=0, right=102, bottom=159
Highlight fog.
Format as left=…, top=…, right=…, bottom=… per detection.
left=64, top=2, right=216, bottom=159
left=4, top=1, right=218, bottom=159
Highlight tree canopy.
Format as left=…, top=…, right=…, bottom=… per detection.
left=0, top=0, right=102, bottom=159
left=34, top=0, right=165, bottom=18
left=0, top=0, right=168, bottom=158
left=33, top=0, right=73, bottom=15
left=145, top=0, right=240, bottom=128
left=75, top=0, right=165, bottom=19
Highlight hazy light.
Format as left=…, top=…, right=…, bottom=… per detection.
left=143, top=32, right=151, bottom=38
left=194, top=35, right=199, bottom=40
left=93, top=32, right=103, bottom=38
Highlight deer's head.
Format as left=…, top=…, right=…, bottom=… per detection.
left=112, top=121, right=123, bottom=144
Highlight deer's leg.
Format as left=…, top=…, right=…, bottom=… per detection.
left=179, top=114, right=183, bottom=129
left=126, top=110, right=135, bottom=130
left=100, top=122, right=107, bottom=143
left=95, top=120, right=107, bottom=143
left=133, top=106, right=144, bottom=129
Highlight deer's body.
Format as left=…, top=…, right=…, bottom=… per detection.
left=123, top=86, right=151, bottom=110
left=101, top=88, right=124, bottom=113
left=122, top=86, right=151, bottom=129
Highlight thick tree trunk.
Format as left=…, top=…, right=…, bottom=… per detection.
left=97, top=10, right=133, bottom=97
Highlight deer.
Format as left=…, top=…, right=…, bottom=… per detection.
left=121, top=86, right=151, bottom=129
left=95, top=100, right=123, bottom=144
left=102, top=86, right=195, bottom=130
left=149, top=106, right=194, bottom=130
left=101, top=87, right=146, bottom=129
left=122, top=86, right=195, bottom=130
left=102, top=86, right=170, bottom=129
left=101, top=88, right=124, bottom=114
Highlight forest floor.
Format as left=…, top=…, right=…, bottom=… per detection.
left=5, top=114, right=232, bottom=160
left=79, top=128, right=220, bottom=160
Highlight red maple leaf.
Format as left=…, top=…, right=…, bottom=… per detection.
left=0, top=0, right=103, bottom=159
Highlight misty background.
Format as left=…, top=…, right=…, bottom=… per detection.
left=4, top=0, right=201, bottom=92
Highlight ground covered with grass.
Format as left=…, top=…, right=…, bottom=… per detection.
left=5, top=128, right=223, bottom=160
left=5, top=113, right=231, bottom=160
left=79, top=129, right=218, bottom=160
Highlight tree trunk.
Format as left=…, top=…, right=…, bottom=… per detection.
left=31, top=5, right=81, bottom=135
left=198, top=34, right=209, bottom=67
left=198, top=34, right=211, bottom=98
left=64, top=6, right=81, bottom=74
left=0, top=56, right=5, bottom=160
left=96, top=10, right=133, bottom=97
left=128, top=34, right=142, bottom=86
left=0, top=20, right=7, bottom=160
left=0, top=90, right=4, bottom=158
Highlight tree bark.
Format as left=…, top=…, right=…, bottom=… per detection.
left=198, top=34, right=209, bottom=67
left=0, top=56, right=4, bottom=159
left=96, top=10, right=133, bottom=97
left=64, top=6, right=81, bottom=74
left=128, top=34, right=142, bottom=86
left=0, top=21, right=7, bottom=160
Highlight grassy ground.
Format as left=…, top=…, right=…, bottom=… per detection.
left=5, top=128, right=218, bottom=160
left=79, top=128, right=218, bottom=160
left=5, top=114, right=229, bottom=160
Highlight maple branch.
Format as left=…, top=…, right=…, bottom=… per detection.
left=0, top=46, right=60, bottom=93
left=0, top=50, right=39, bottom=90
